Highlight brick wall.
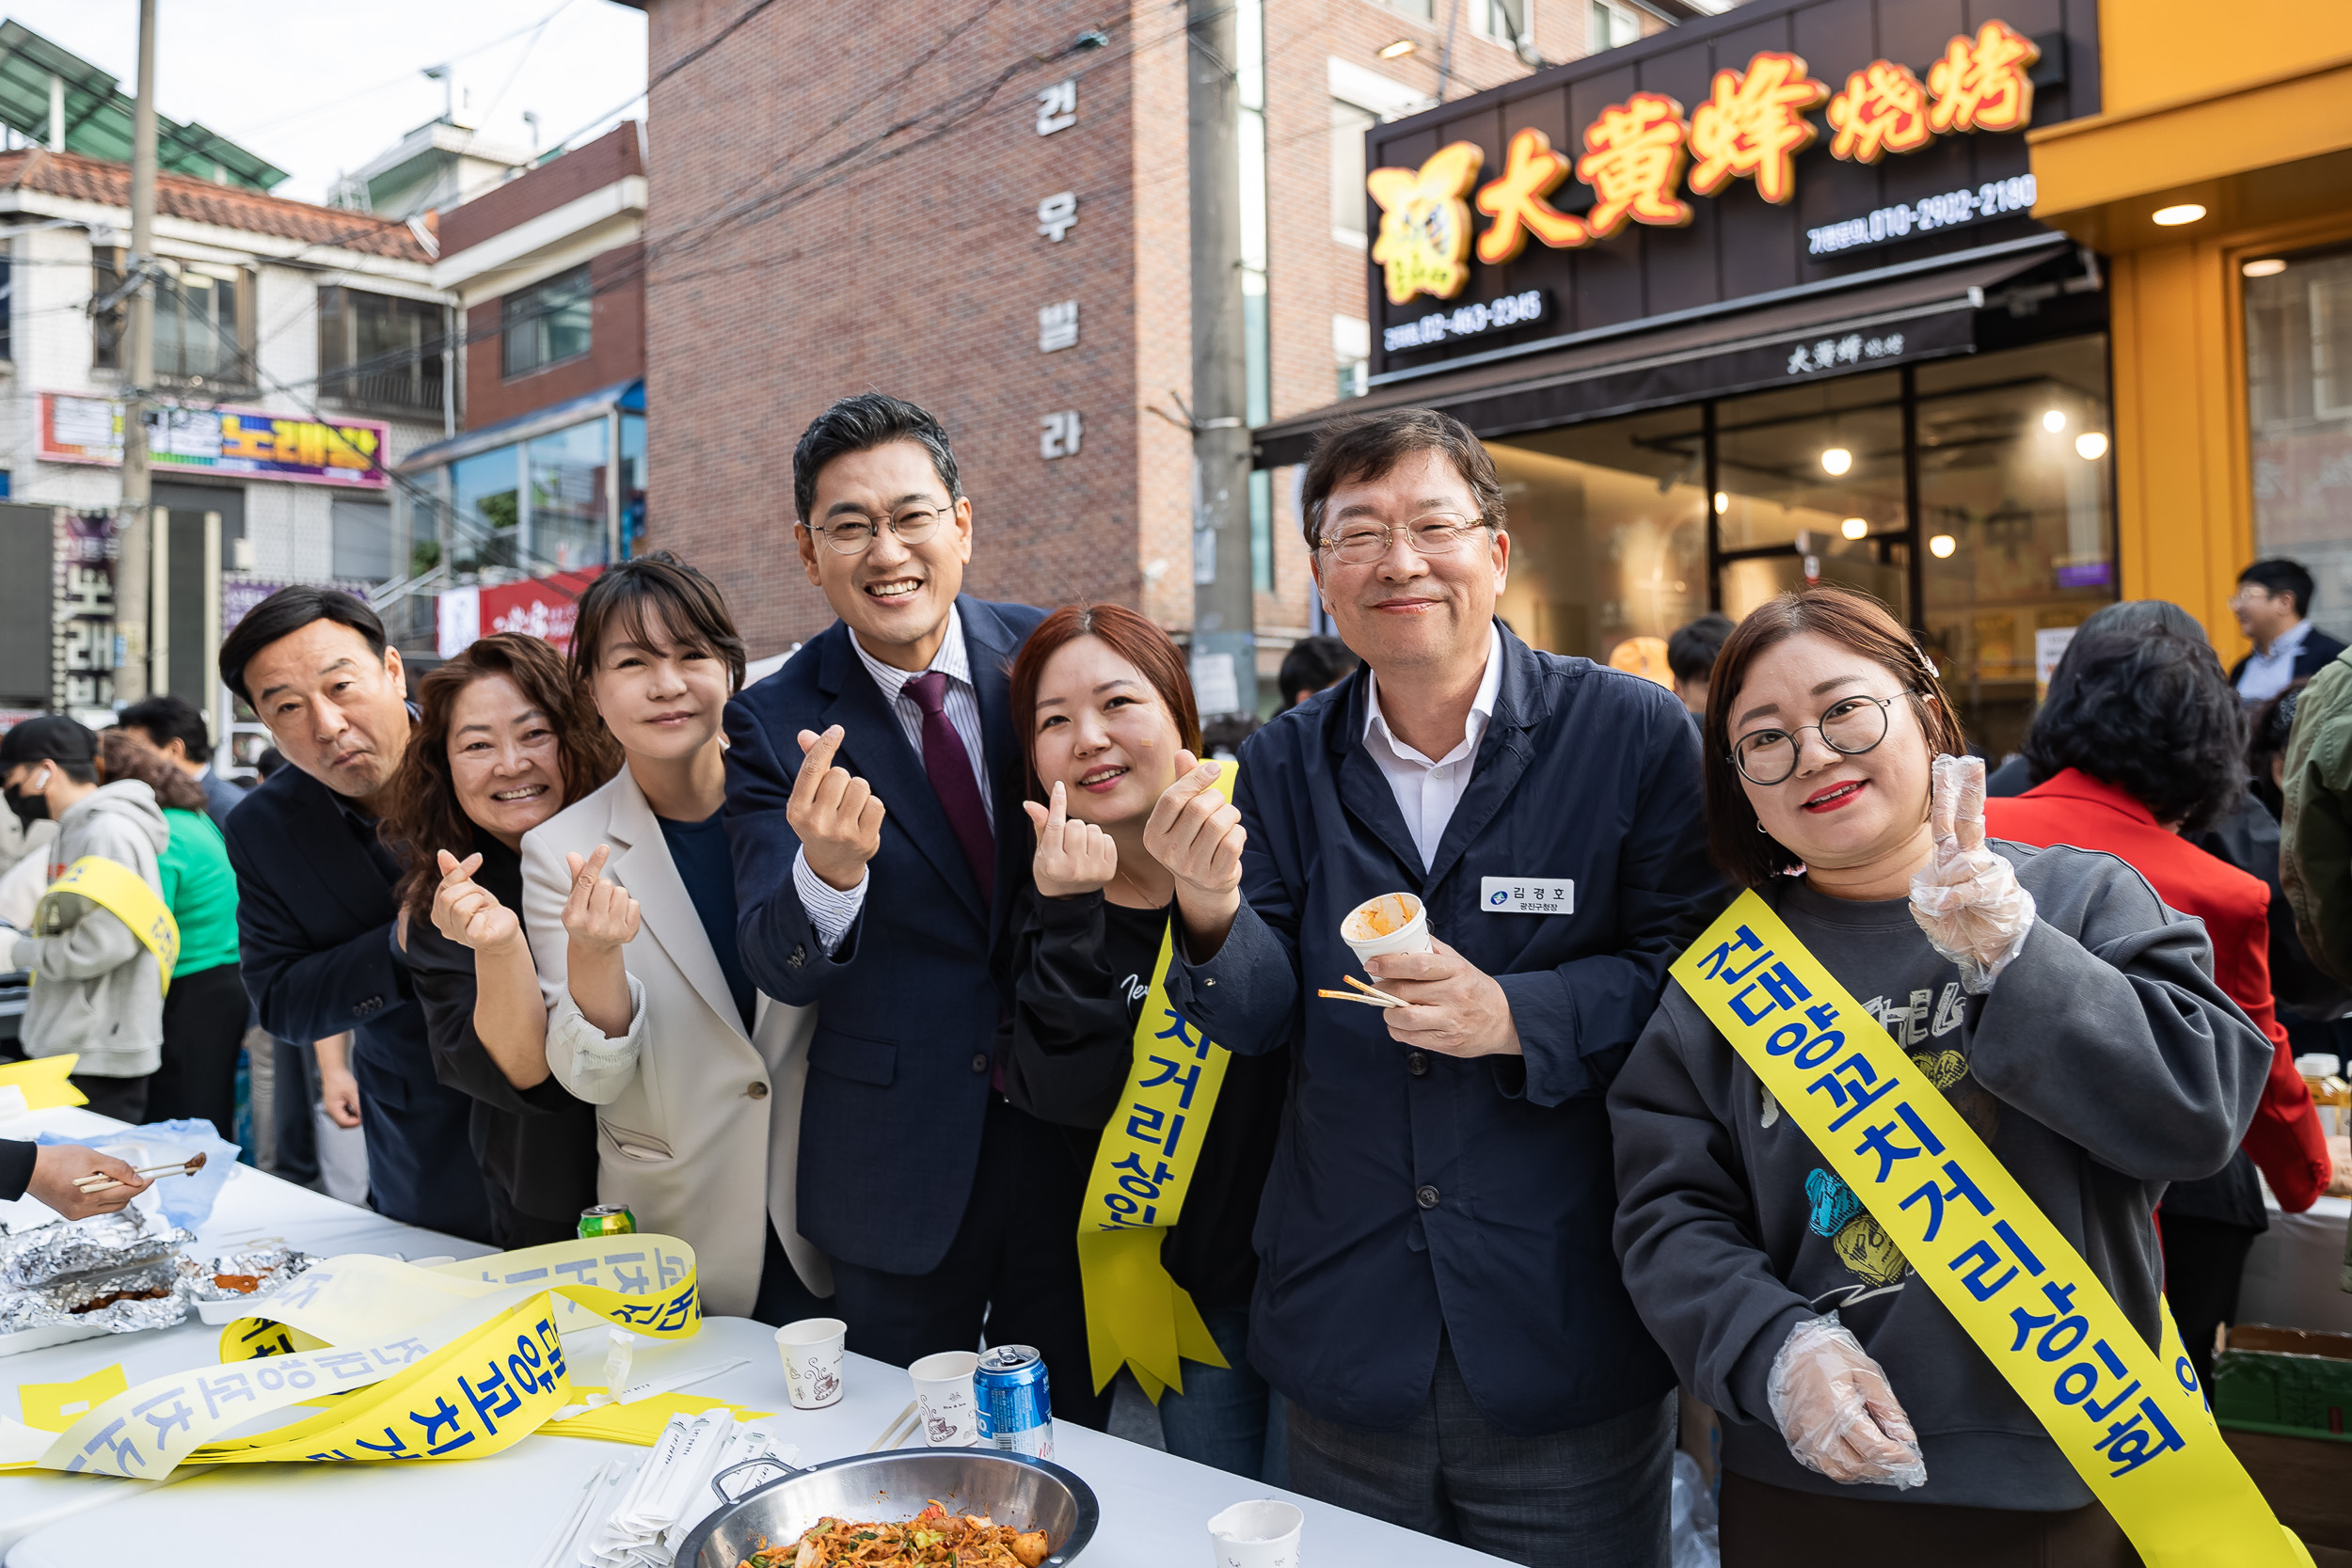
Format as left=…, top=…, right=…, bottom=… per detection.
left=465, top=241, right=645, bottom=430
left=637, top=0, right=1608, bottom=657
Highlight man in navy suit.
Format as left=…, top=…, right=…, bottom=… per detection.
left=216, top=588, right=492, bottom=1243
left=723, top=394, right=1105, bottom=1426
left=1147, top=409, right=1724, bottom=1565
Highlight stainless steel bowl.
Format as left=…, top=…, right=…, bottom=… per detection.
left=672, top=1449, right=1100, bottom=1568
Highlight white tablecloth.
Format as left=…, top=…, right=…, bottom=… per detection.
left=2241, top=1193, right=2352, bottom=1334
left=2, top=1110, right=1508, bottom=1566
left=0, top=1105, right=500, bottom=1552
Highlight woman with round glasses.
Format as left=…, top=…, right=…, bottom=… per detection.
left=1607, top=585, right=2268, bottom=1566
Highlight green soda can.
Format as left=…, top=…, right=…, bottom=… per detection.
left=577, top=1204, right=637, bottom=1239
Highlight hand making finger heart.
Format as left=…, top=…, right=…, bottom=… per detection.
left=1025, top=780, right=1118, bottom=899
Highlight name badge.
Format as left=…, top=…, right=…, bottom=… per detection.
left=1481, top=878, right=1574, bottom=915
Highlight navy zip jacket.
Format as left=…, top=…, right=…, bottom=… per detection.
left=1161, top=624, right=1727, bottom=1434
left=723, top=595, right=1047, bottom=1276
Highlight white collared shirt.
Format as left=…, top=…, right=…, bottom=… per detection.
left=2237, top=616, right=2312, bottom=704
left=1361, top=625, right=1503, bottom=871
left=794, top=604, right=991, bottom=952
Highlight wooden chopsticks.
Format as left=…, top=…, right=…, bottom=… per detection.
left=1316, top=974, right=1408, bottom=1009
left=72, top=1152, right=207, bottom=1195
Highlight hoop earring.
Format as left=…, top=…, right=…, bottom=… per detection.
left=1756, top=820, right=1772, bottom=834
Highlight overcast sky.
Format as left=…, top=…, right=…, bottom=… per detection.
left=17, top=0, right=648, bottom=205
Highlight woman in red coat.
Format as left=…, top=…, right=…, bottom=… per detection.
left=1985, top=625, right=2330, bottom=1384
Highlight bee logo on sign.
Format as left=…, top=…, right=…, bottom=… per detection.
left=1368, top=142, right=1485, bottom=306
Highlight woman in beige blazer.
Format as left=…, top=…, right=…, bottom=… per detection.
left=520, top=554, right=830, bottom=1322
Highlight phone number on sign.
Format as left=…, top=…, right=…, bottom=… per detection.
left=1806, top=176, right=2038, bottom=257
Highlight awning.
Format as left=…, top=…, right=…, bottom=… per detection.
left=397, top=379, right=644, bottom=474
left=1253, top=234, right=2076, bottom=470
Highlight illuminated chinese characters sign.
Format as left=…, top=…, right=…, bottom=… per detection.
left=1369, top=21, right=2040, bottom=306
left=38, top=392, right=389, bottom=489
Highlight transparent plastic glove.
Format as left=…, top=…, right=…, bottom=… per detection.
left=1909, top=753, right=2036, bottom=994
left=1767, top=1313, right=1928, bottom=1489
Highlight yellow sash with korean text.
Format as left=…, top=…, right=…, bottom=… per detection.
left=1674, top=892, right=2307, bottom=1568
left=1073, top=764, right=1239, bottom=1402
left=34, top=856, right=178, bottom=994
left=8, top=1235, right=701, bottom=1478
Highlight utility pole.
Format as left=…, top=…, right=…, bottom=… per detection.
left=1186, top=0, right=1256, bottom=722
left=114, top=0, right=160, bottom=705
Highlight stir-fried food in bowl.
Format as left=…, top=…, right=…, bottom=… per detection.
left=741, top=1501, right=1052, bottom=1568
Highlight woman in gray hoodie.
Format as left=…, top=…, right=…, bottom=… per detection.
left=0, top=716, right=170, bottom=1122
left=1608, top=588, right=2271, bottom=1567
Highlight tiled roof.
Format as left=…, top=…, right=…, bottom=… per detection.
left=0, top=149, right=433, bottom=262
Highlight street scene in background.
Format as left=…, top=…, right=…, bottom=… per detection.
left=0, top=1, right=2348, bottom=1566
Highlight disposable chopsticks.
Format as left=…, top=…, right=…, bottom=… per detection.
left=866, top=1401, right=920, bottom=1452
left=72, top=1153, right=207, bottom=1194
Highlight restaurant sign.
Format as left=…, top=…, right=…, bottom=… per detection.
left=38, top=392, right=389, bottom=489
left=1370, top=21, right=2041, bottom=306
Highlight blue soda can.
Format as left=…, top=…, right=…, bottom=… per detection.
left=974, top=1344, right=1054, bottom=1460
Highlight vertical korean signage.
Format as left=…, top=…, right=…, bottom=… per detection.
left=53, top=511, right=117, bottom=712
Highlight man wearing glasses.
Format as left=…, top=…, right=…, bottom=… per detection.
left=2228, top=557, right=2345, bottom=704
left=1149, top=407, right=1724, bottom=1564
left=722, top=394, right=1106, bottom=1425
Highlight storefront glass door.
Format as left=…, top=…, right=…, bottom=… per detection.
left=2245, top=243, right=2352, bottom=647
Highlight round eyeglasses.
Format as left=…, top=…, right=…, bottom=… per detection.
left=1730, top=691, right=1910, bottom=785
left=800, top=503, right=953, bottom=556
left=1316, top=512, right=1492, bottom=565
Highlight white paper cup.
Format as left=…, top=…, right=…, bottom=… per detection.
left=1341, top=891, right=1431, bottom=969
left=1207, top=1499, right=1304, bottom=1568
left=908, top=1350, right=981, bottom=1447
left=775, top=1317, right=847, bottom=1409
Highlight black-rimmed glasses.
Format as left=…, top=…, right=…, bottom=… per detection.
left=1730, top=692, right=1910, bottom=785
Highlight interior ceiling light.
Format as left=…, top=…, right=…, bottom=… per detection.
left=1840, top=517, right=1868, bottom=540
left=2242, top=258, right=2288, bottom=278
left=2152, top=203, right=2207, bottom=227
left=2041, top=409, right=2067, bottom=433
left=1929, top=533, right=1958, bottom=559
left=2075, top=432, right=2109, bottom=461
left=1713, top=491, right=1728, bottom=515
left=1377, top=37, right=1416, bottom=58
left=1820, top=447, right=1852, bottom=477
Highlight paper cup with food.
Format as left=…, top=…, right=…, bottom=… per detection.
left=1341, top=891, right=1431, bottom=968
left=775, top=1316, right=847, bottom=1409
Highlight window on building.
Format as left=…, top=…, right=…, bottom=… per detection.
left=1376, top=0, right=1435, bottom=18
left=320, top=287, right=445, bottom=418
left=1335, top=314, right=1371, bottom=400
left=528, top=418, right=612, bottom=571
left=1470, top=0, right=1531, bottom=48
left=93, top=251, right=255, bottom=389
left=330, top=496, right=396, bottom=583
left=501, top=264, right=593, bottom=379
left=2246, top=243, right=2352, bottom=646
left=1331, top=100, right=1378, bottom=247
left=1588, top=0, right=1638, bottom=52
left=0, top=254, right=12, bottom=364
left=452, top=447, right=522, bottom=574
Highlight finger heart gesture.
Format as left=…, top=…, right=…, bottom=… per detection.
left=432, top=847, right=521, bottom=952
left=563, top=844, right=643, bottom=953
left=1024, top=781, right=1118, bottom=899
left=1142, top=750, right=1247, bottom=900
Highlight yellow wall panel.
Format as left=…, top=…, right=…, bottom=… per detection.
left=2100, top=0, right=2352, bottom=116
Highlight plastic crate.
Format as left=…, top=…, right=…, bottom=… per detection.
left=2214, top=1324, right=2352, bottom=1444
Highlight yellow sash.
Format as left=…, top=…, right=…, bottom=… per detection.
left=1073, top=763, right=1239, bottom=1402
left=34, top=855, right=179, bottom=995
left=12, top=1235, right=702, bottom=1477
left=1672, top=891, right=2308, bottom=1568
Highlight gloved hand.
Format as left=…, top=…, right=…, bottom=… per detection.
left=0, top=925, right=20, bottom=974
left=1909, top=753, right=2036, bottom=993
left=1767, top=1313, right=1928, bottom=1489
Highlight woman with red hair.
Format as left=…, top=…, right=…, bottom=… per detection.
left=1002, top=602, right=1288, bottom=1483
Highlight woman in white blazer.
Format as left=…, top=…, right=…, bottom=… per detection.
left=520, top=554, right=831, bottom=1322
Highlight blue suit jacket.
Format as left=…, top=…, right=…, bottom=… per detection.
left=723, top=596, right=1047, bottom=1275
left=1161, top=626, right=1727, bottom=1434
left=223, top=764, right=491, bottom=1243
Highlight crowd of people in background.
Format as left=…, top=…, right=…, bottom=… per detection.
left=3, top=390, right=2349, bottom=1568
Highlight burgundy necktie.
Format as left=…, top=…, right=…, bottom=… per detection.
left=906, top=670, right=994, bottom=907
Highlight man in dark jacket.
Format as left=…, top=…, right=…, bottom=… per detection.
left=722, top=394, right=1104, bottom=1423
left=217, top=588, right=491, bottom=1243
left=116, top=693, right=244, bottom=832
left=2230, top=558, right=2346, bottom=703
left=1147, top=409, right=1725, bottom=1566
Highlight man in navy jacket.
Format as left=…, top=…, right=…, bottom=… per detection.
left=1147, top=409, right=1725, bottom=1566
left=218, top=588, right=491, bottom=1243
left=723, top=394, right=1104, bottom=1426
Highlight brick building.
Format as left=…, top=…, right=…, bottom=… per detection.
left=623, top=0, right=1685, bottom=673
